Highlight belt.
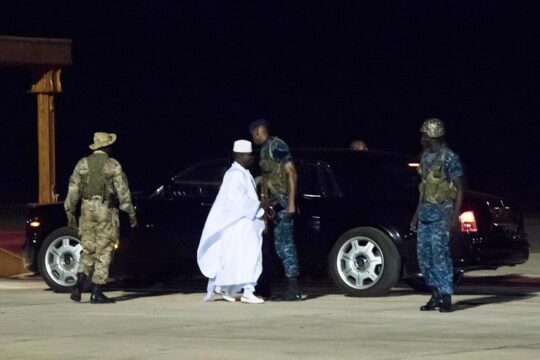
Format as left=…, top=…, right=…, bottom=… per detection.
left=83, top=195, right=117, bottom=209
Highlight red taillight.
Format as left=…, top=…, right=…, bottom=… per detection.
left=459, top=211, right=478, bottom=233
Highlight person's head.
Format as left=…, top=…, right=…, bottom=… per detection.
left=89, top=132, right=116, bottom=153
left=232, top=139, right=254, bottom=168
left=249, top=119, right=270, bottom=145
left=419, top=118, right=445, bottom=151
left=350, top=139, right=368, bottom=151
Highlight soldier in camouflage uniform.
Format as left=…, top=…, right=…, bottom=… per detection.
left=65, top=132, right=137, bottom=304
left=410, top=119, right=464, bottom=313
left=250, top=119, right=302, bottom=301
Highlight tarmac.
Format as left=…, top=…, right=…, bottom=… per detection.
left=2, top=274, right=540, bottom=359
left=1, top=206, right=539, bottom=359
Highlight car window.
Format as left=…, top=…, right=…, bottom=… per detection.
left=171, top=159, right=230, bottom=198
left=321, top=163, right=343, bottom=198
left=296, top=160, right=322, bottom=196
left=173, top=159, right=229, bottom=185
left=330, top=155, right=418, bottom=200
left=378, top=160, right=419, bottom=190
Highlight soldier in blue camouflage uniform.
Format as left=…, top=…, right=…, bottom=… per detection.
left=65, top=132, right=138, bottom=304
left=410, top=118, right=464, bottom=313
left=250, top=119, right=302, bottom=301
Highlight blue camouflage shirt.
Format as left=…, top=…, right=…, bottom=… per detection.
left=418, top=147, right=464, bottom=222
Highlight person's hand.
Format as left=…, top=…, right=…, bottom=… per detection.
left=286, top=204, right=296, bottom=215
left=67, top=213, right=78, bottom=230
left=129, top=215, right=138, bottom=228
left=260, top=198, right=270, bottom=210
left=264, top=206, right=276, bottom=221
left=409, top=215, right=418, bottom=232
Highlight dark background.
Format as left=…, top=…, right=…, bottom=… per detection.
left=1, top=1, right=539, bottom=207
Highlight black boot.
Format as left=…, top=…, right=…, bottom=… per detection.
left=90, top=284, right=115, bottom=304
left=419, top=287, right=439, bottom=311
left=439, top=294, right=452, bottom=313
left=70, top=273, right=87, bottom=302
left=277, top=277, right=302, bottom=301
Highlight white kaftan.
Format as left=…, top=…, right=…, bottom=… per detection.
left=197, top=161, right=265, bottom=300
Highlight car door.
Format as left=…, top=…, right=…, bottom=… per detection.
left=294, top=160, right=339, bottom=273
left=131, top=159, right=229, bottom=273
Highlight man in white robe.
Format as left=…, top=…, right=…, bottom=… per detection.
left=197, top=140, right=265, bottom=304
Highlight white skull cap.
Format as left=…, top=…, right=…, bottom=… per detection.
left=233, top=140, right=252, bottom=153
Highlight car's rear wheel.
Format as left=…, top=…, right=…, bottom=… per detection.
left=329, top=227, right=401, bottom=297
left=37, top=227, right=84, bottom=292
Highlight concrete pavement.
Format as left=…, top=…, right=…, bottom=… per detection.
left=1, top=278, right=540, bottom=360
left=1, top=208, right=539, bottom=359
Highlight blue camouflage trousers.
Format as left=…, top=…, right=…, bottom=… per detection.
left=274, top=210, right=300, bottom=278
left=417, top=217, right=454, bottom=295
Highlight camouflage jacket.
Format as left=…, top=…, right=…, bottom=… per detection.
left=64, top=151, right=136, bottom=217
left=259, top=137, right=292, bottom=201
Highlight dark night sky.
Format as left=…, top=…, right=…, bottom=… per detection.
left=1, top=1, right=539, bottom=207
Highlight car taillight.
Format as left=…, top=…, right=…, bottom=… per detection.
left=459, top=211, right=478, bottom=233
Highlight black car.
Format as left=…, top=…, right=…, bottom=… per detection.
left=24, top=149, right=529, bottom=296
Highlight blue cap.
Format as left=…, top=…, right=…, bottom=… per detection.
left=249, top=118, right=269, bottom=133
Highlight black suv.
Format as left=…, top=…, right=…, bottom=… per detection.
left=24, top=149, right=529, bottom=296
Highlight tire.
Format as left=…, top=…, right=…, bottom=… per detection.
left=37, top=227, right=86, bottom=292
left=328, top=227, right=401, bottom=297
left=404, top=271, right=464, bottom=293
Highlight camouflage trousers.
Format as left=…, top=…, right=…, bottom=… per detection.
left=274, top=210, right=300, bottom=278
left=417, top=218, right=454, bottom=295
left=78, top=197, right=120, bottom=285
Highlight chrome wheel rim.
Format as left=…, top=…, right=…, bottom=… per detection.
left=44, top=236, right=83, bottom=286
left=337, top=236, right=384, bottom=290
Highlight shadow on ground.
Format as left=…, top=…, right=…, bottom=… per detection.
left=77, top=273, right=540, bottom=308
left=451, top=293, right=535, bottom=312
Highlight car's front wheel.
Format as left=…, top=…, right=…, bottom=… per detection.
left=37, top=227, right=83, bottom=292
left=328, top=227, right=401, bottom=296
